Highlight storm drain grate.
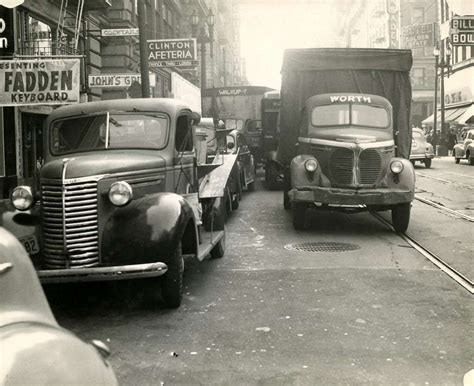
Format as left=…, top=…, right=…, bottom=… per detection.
left=284, top=242, right=361, bottom=252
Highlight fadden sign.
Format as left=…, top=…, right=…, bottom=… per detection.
left=386, top=0, right=400, bottom=48
left=450, top=16, right=474, bottom=46
left=402, top=23, right=435, bottom=49
left=147, top=38, right=197, bottom=68
left=0, top=59, right=80, bottom=106
left=88, top=73, right=156, bottom=88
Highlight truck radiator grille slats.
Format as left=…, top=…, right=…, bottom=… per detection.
left=327, top=148, right=382, bottom=187
left=359, top=149, right=381, bottom=185
left=329, top=148, right=353, bottom=185
left=41, top=180, right=99, bottom=269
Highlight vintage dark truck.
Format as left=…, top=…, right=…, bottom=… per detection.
left=9, top=98, right=235, bottom=308
left=277, top=48, right=415, bottom=232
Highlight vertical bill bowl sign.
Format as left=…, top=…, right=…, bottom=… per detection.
left=0, top=59, right=80, bottom=106
left=450, top=16, right=474, bottom=46
left=147, top=38, right=198, bottom=68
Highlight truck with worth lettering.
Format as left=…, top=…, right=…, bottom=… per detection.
left=8, top=98, right=235, bottom=309
left=278, top=48, right=415, bottom=232
left=202, top=86, right=274, bottom=166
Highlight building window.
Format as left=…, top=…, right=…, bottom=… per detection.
left=412, top=7, right=424, bottom=24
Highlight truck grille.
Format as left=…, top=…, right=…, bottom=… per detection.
left=328, top=148, right=382, bottom=187
left=41, top=180, right=99, bottom=269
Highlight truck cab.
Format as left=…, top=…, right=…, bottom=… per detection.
left=10, top=98, right=231, bottom=308
left=287, top=93, right=415, bottom=232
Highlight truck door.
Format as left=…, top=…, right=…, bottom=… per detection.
left=174, top=113, right=197, bottom=193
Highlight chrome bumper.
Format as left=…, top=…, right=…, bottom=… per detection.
left=38, top=262, right=168, bottom=283
left=289, top=186, right=414, bottom=206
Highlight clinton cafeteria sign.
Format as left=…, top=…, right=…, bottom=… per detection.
left=147, top=38, right=198, bottom=68
left=0, top=59, right=80, bottom=106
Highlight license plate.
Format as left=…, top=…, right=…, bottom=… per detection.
left=19, top=235, right=40, bottom=255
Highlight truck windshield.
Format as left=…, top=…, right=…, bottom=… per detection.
left=51, top=113, right=169, bottom=155
left=225, top=119, right=244, bottom=131
left=311, top=104, right=389, bottom=129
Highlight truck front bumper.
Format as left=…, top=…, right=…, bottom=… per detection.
left=38, top=262, right=168, bottom=284
left=410, top=153, right=434, bottom=160
left=289, top=186, right=414, bottom=206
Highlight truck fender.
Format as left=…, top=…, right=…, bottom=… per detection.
left=290, top=155, right=330, bottom=188
left=384, top=157, right=415, bottom=192
left=101, top=192, right=197, bottom=266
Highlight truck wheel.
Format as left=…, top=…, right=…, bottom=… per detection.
left=204, top=199, right=225, bottom=231
left=162, top=242, right=184, bottom=308
left=210, top=232, right=225, bottom=259
left=283, top=190, right=290, bottom=210
left=231, top=195, right=239, bottom=210
left=292, top=203, right=307, bottom=230
left=424, top=159, right=432, bottom=168
left=265, top=163, right=279, bottom=190
left=391, top=203, right=411, bottom=233
left=247, top=179, right=255, bottom=192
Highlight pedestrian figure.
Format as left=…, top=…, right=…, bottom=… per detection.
left=447, top=129, right=457, bottom=156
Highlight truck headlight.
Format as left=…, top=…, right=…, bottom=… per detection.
left=12, top=186, right=34, bottom=211
left=390, top=160, right=404, bottom=174
left=108, top=181, right=133, bottom=207
left=304, top=159, right=318, bottom=173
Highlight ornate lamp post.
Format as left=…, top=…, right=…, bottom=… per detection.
left=433, top=42, right=452, bottom=155
left=191, top=9, right=215, bottom=91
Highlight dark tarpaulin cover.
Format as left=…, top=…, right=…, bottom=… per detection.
left=277, top=48, right=413, bottom=164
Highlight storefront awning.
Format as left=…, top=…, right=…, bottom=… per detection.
left=422, top=105, right=471, bottom=125
left=456, top=104, right=474, bottom=124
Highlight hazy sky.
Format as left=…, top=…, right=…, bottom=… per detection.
left=238, top=0, right=474, bottom=90
left=239, top=0, right=345, bottom=90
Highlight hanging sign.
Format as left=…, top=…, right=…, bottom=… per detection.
left=88, top=73, right=156, bottom=88
left=147, top=38, right=198, bottom=68
left=450, top=15, right=474, bottom=46
left=101, top=28, right=139, bottom=37
left=401, top=23, right=435, bottom=49
left=0, top=59, right=80, bottom=106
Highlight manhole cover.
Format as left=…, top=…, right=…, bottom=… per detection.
left=284, top=242, right=360, bottom=252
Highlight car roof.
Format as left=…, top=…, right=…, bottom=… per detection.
left=46, top=98, right=193, bottom=123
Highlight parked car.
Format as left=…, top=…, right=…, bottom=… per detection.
left=226, top=129, right=256, bottom=191
left=410, top=127, right=435, bottom=168
left=0, top=227, right=118, bottom=385
left=453, top=129, right=474, bottom=165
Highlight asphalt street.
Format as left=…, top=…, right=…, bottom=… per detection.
left=49, top=157, right=473, bottom=385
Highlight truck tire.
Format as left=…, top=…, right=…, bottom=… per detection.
left=231, top=195, right=239, bottom=210
left=210, top=232, right=225, bottom=259
left=247, top=179, right=255, bottom=192
left=265, top=162, right=279, bottom=190
left=283, top=190, right=290, bottom=210
left=424, top=159, right=432, bottom=168
left=162, top=242, right=184, bottom=308
left=203, top=199, right=225, bottom=231
left=292, top=203, right=307, bottom=230
left=391, top=203, right=411, bottom=233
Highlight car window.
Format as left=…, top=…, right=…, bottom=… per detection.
left=51, top=113, right=169, bottom=155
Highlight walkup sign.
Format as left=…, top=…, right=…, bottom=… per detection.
left=0, top=59, right=80, bottom=106
left=147, top=38, right=198, bottom=68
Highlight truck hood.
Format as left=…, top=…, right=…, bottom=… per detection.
left=306, top=127, right=393, bottom=144
left=42, top=151, right=167, bottom=180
